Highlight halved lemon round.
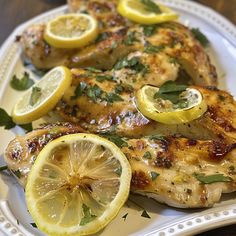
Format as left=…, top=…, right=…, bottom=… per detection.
left=117, top=0, right=178, bottom=25
left=12, top=66, right=72, bottom=124
left=26, top=133, right=131, bottom=236
left=44, top=14, right=99, bottom=48
left=136, top=85, right=207, bottom=124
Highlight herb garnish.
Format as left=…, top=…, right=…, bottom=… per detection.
left=128, top=197, right=151, bottom=219
left=122, top=213, right=129, bottom=221
left=87, top=85, right=102, bottom=102
left=0, top=166, right=8, bottom=171
left=115, top=166, right=122, bottom=176
left=140, top=0, right=162, bottom=14
left=144, top=44, right=165, bottom=54
left=30, top=223, right=37, bottom=228
left=191, top=28, right=209, bottom=47
left=143, top=25, right=157, bottom=37
left=101, top=134, right=128, bottom=148
left=95, top=32, right=110, bottom=42
left=193, top=173, right=232, bottom=184
left=150, top=171, right=159, bottom=181
left=148, top=134, right=166, bottom=142
left=30, top=87, right=42, bottom=106
left=80, top=204, right=97, bottom=226
left=10, top=72, right=34, bottom=91
left=72, top=82, right=87, bottom=99
left=105, top=93, right=124, bottom=103
left=154, top=81, right=188, bottom=105
left=12, top=170, right=22, bottom=178
left=0, top=108, right=32, bottom=131
left=141, top=210, right=151, bottom=218
left=115, top=84, right=134, bottom=94
left=143, top=151, right=152, bottom=159
left=96, top=75, right=115, bottom=82
left=124, top=31, right=138, bottom=46
left=114, top=57, right=148, bottom=74
left=86, top=67, right=102, bottom=73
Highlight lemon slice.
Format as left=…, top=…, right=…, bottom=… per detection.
left=12, top=66, right=72, bottom=124
left=26, top=133, right=131, bottom=236
left=136, top=85, right=207, bottom=124
left=44, top=14, right=99, bottom=48
left=117, top=0, right=178, bottom=25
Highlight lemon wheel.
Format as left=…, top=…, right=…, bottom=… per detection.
left=136, top=85, right=207, bottom=124
left=12, top=66, right=72, bottom=124
left=26, top=133, right=131, bottom=236
left=117, top=0, right=178, bottom=25
left=44, top=14, right=99, bottom=48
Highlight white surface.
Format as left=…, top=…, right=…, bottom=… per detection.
left=0, top=0, right=236, bottom=235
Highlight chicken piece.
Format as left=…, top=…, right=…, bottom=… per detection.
left=20, top=1, right=217, bottom=86
left=55, top=66, right=235, bottom=142
left=4, top=124, right=236, bottom=208
left=4, top=123, right=84, bottom=186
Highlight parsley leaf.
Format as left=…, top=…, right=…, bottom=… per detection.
left=143, top=25, right=157, bottom=37
left=191, top=28, right=210, bottom=47
left=141, top=210, right=151, bottom=219
left=86, top=67, right=102, bottom=73
left=101, top=134, right=128, bottom=148
left=154, top=81, right=187, bottom=104
left=150, top=171, right=159, bottom=181
left=124, top=31, right=138, bottom=46
left=10, top=72, right=34, bottom=91
left=87, top=85, right=102, bottom=102
left=72, top=82, right=87, bottom=99
left=30, top=223, right=37, bottom=228
left=105, top=93, right=124, bottom=103
left=114, top=57, right=148, bottom=74
left=0, top=166, right=8, bottom=171
left=140, top=0, right=162, bottom=14
left=148, top=134, right=166, bottom=142
left=80, top=204, right=97, bottom=226
left=144, top=44, right=165, bottom=54
left=193, top=173, right=232, bottom=184
left=143, top=151, right=152, bottom=159
left=0, top=108, right=16, bottom=129
left=122, top=213, right=128, bottom=221
left=96, top=75, right=114, bottom=82
left=30, top=87, right=42, bottom=106
left=95, top=32, right=110, bottom=42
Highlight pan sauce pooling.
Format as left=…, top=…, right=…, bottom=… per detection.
left=5, top=0, right=236, bottom=209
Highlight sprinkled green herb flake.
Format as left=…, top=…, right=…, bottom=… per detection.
left=96, top=32, right=110, bottom=42
left=124, top=31, right=138, bottom=45
left=0, top=108, right=16, bottom=129
left=87, top=85, right=102, bottom=102
left=30, top=87, right=42, bottom=106
left=0, top=166, right=8, bottom=171
left=115, top=166, right=122, bottom=176
left=143, top=25, right=157, bottom=37
left=105, top=93, right=124, bottom=103
left=122, top=213, right=128, bottom=221
left=148, top=134, right=166, bottom=142
left=144, top=44, right=165, bottom=54
left=80, top=204, right=97, bottom=226
left=10, top=72, right=34, bottom=91
left=191, top=28, right=210, bottom=47
left=193, top=173, right=232, bottom=184
left=150, top=171, right=159, bottom=181
left=141, top=210, right=151, bottom=219
left=140, top=0, right=162, bottom=14
left=30, top=223, right=37, bottom=228
left=96, top=75, right=114, bottom=82
left=101, top=134, right=128, bottom=148
left=143, top=151, right=152, bottom=159
left=72, top=82, right=87, bottom=99
left=13, top=170, right=22, bottom=178
left=86, top=67, right=102, bottom=73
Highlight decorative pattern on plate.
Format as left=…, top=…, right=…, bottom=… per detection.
left=0, top=1, right=236, bottom=235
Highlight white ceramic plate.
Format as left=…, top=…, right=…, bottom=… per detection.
left=0, top=1, right=236, bottom=235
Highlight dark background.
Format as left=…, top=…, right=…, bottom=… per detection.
left=0, top=0, right=236, bottom=235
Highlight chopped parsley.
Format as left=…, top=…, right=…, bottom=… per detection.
left=124, top=31, right=138, bottom=46
left=193, top=173, right=232, bottom=184
left=148, top=134, right=166, bottom=141
left=114, top=57, right=148, bottom=74
left=115, top=84, right=134, bottom=94
left=150, top=171, right=159, bottom=181
left=143, top=25, right=157, bottom=37
left=122, top=213, right=128, bottom=221
left=30, top=223, right=37, bottom=228
left=0, top=166, right=8, bottom=171
left=191, top=28, right=210, bottom=47
left=115, top=166, right=122, bottom=176
left=87, top=85, right=102, bottom=102
left=10, top=72, right=34, bottom=91
left=72, top=82, right=87, bottom=99
left=12, top=170, right=22, bottom=178
left=141, top=210, right=151, bottom=219
left=143, top=151, right=152, bottom=159
left=95, top=32, right=110, bottom=42
left=105, top=93, right=124, bottom=103
left=101, top=134, right=128, bottom=148
left=96, top=74, right=115, bottom=82
left=154, top=81, right=188, bottom=106
left=80, top=204, right=97, bottom=226
left=0, top=108, right=32, bottom=131
left=144, top=44, right=165, bottom=54
left=86, top=67, right=102, bottom=73
left=140, top=0, right=162, bottom=14
left=30, top=87, right=42, bottom=106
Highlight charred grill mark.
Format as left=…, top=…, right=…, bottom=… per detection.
left=210, top=141, right=236, bottom=159
left=131, top=171, right=150, bottom=189
left=207, top=106, right=236, bottom=132
left=154, top=153, right=172, bottom=168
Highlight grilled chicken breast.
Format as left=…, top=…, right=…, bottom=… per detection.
left=5, top=123, right=236, bottom=208
left=20, top=0, right=217, bottom=86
